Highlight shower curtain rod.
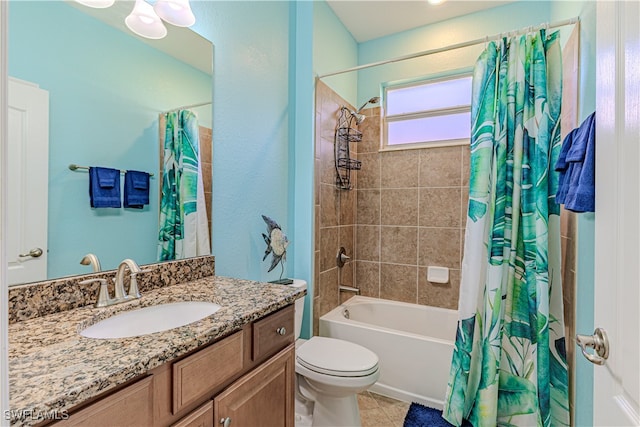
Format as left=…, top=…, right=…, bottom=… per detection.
left=162, top=101, right=212, bottom=113
left=317, top=17, right=579, bottom=79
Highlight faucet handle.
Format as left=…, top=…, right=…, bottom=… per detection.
left=80, top=278, right=110, bottom=307
left=127, top=269, right=150, bottom=299
left=128, top=273, right=142, bottom=299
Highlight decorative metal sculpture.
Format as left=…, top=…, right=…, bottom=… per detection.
left=261, top=215, right=290, bottom=280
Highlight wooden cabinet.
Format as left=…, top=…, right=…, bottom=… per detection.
left=53, top=305, right=295, bottom=427
left=215, top=345, right=295, bottom=427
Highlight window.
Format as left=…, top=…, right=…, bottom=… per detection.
left=383, top=74, right=472, bottom=150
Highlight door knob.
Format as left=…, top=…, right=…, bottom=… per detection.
left=19, top=248, right=43, bottom=258
left=576, top=328, right=610, bottom=365
left=220, top=417, right=231, bottom=427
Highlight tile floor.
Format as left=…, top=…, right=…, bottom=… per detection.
left=358, top=391, right=409, bottom=427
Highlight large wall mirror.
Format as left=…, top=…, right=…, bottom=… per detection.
left=7, top=1, right=213, bottom=286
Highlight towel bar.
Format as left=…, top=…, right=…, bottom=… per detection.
left=69, top=164, right=154, bottom=177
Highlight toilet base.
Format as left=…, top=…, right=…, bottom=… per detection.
left=294, top=397, right=313, bottom=427
left=309, top=394, right=361, bottom=427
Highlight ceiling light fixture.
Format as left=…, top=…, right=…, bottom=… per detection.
left=125, top=0, right=168, bottom=40
left=154, top=0, right=195, bottom=27
left=427, top=0, right=447, bottom=5
left=75, top=0, right=196, bottom=40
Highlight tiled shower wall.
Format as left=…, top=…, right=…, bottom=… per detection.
left=354, top=108, right=469, bottom=309
left=313, top=81, right=356, bottom=336
left=313, top=79, right=470, bottom=328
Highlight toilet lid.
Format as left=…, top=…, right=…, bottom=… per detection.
left=296, top=336, right=379, bottom=377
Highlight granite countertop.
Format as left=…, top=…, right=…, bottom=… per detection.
left=8, top=276, right=305, bottom=426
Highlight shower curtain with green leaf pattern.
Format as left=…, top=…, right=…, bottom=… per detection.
left=442, top=30, right=569, bottom=427
left=158, top=110, right=209, bottom=261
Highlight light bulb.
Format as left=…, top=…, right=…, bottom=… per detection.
left=125, top=0, right=167, bottom=40
left=154, top=0, right=196, bottom=27
left=75, top=0, right=115, bottom=8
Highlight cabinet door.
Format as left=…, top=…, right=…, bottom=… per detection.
left=58, top=376, right=153, bottom=427
left=214, top=345, right=294, bottom=427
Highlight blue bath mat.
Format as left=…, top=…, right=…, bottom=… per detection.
left=403, top=402, right=472, bottom=427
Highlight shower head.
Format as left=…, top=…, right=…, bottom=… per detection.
left=346, top=96, right=380, bottom=125
left=356, top=96, right=381, bottom=113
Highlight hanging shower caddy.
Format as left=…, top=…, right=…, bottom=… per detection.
left=334, top=107, right=362, bottom=190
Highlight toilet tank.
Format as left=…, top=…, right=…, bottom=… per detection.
left=289, top=279, right=307, bottom=340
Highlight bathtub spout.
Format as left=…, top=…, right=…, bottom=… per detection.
left=339, top=285, right=360, bottom=295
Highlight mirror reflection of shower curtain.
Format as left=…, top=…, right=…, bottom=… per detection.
left=158, top=109, right=210, bottom=261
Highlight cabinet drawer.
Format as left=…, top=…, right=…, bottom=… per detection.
left=252, top=305, right=294, bottom=361
left=173, top=331, right=244, bottom=414
left=59, top=376, right=153, bottom=427
left=172, top=401, right=213, bottom=427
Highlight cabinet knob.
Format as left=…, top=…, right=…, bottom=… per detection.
left=276, top=327, right=287, bottom=336
left=220, top=417, right=231, bottom=427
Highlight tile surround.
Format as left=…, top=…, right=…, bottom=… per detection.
left=315, top=82, right=470, bottom=314
left=352, top=104, right=469, bottom=309
left=314, top=80, right=358, bottom=333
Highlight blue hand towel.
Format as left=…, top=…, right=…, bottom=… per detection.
left=555, top=129, right=576, bottom=204
left=89, top=167, right=121, bottom=208
left=124, top=170, right=150, bottom=209
left=555, top=112, right=596, bottom=212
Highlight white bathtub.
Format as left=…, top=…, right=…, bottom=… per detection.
left=319, top=296, right=458, bottom=409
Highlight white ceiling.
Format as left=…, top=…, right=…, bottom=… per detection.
left=326, top=0, right=518, bottom=43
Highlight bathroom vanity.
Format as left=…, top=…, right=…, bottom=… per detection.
left=7, top=258, right=304, bottom=427
left=57, top=306, right=295, bottom=427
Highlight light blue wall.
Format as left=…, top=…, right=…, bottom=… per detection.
left=357, top=2, right=552, bottom=108
left=289, top=1, right=315, bottom=338
left=313, top=1, right=358, bottom=107
left=549, top=2, right=597, bottom=425
left=9, top=2, right=211, bottom=279
left=190, top=2, right=291, bottom=282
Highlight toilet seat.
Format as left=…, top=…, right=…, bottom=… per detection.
left=296, top=336, right=379, bottom=378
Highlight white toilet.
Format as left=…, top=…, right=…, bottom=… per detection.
left=290, top=280, right=379, bottom=427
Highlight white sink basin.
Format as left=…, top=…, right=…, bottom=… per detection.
left=80, top=301, right=222, bottom=339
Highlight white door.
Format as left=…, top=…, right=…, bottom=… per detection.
left=7, top=78, right=49, bottom=285
left=588, top=1, right=640, bottom=425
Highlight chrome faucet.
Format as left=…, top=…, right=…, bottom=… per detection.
left=80, top=259, right=149, bottom=308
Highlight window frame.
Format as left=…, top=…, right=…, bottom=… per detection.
left=381, top=72, right=473, bottom=151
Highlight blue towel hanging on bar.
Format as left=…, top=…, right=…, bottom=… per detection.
left=89, top=167, right=121, bottom=208
left=124, top=170, right=150, bottom=209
